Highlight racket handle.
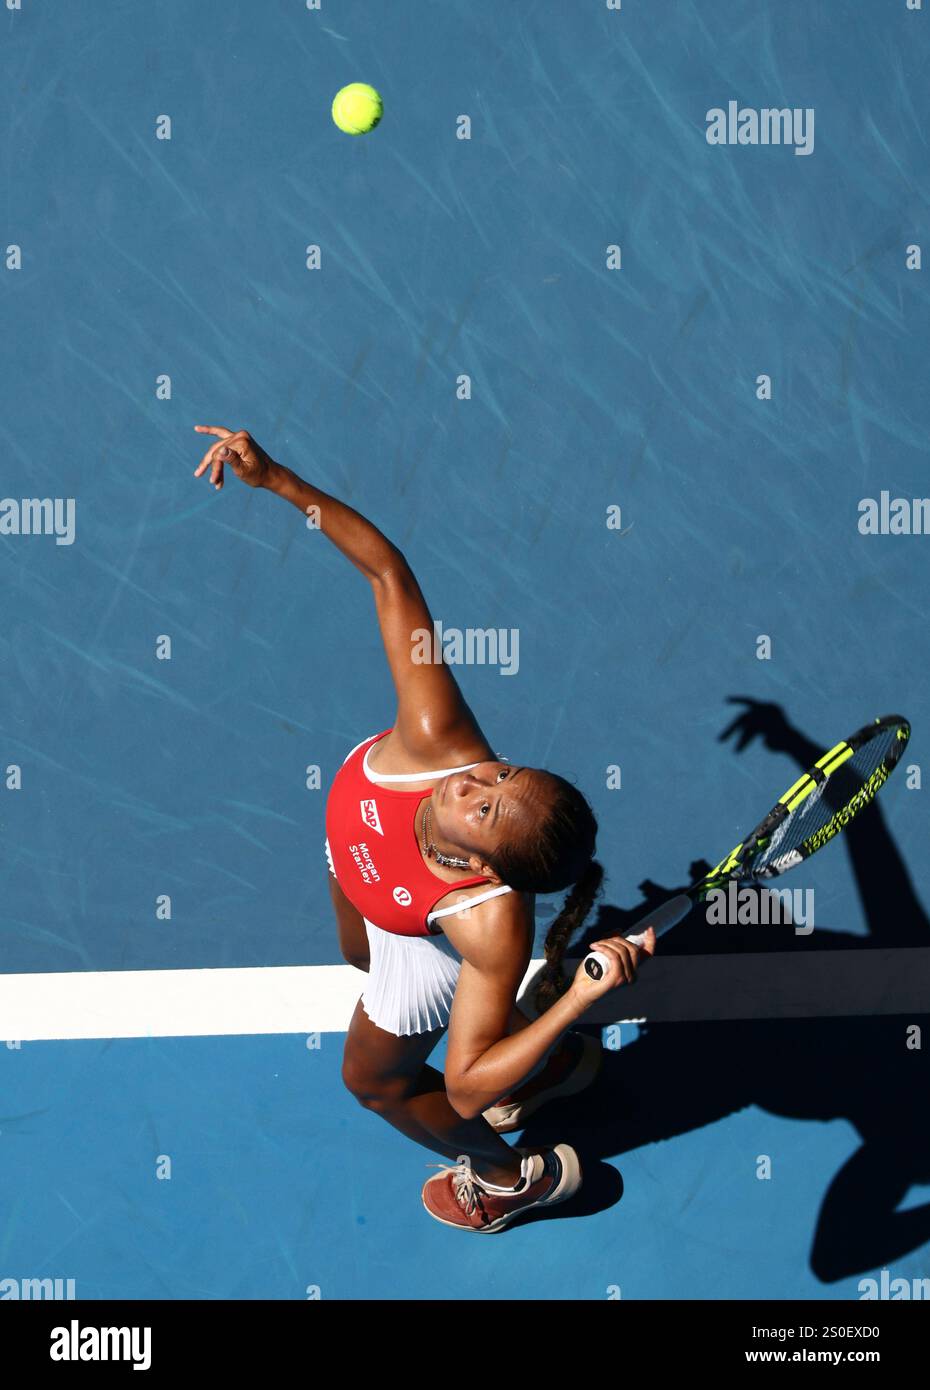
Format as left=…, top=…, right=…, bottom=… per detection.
left=582, top=894, right=694, bottom=981
left=584, top=950, right=614, bottom=982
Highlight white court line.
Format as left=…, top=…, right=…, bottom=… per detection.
left=1, top=948, right=928, bottom=1042
left=0, top=960, right=546, bottom=1043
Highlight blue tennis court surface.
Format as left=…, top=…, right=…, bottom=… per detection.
left=2, top=0, right=929, bottom=1299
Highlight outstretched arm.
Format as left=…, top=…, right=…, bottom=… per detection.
left=193, top=426, right=489, bottom=765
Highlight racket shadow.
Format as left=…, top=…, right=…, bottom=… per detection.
left=520, top=701, right=930, bottom=1283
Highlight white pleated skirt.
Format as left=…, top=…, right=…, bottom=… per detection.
left=326, top=836, right=462, bottom=1036
left=360, top=918, right=462, bottom=1037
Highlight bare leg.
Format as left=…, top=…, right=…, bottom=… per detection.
left=342, top=1001, right=523, bottom=1187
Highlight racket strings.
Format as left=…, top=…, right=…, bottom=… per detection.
left=749, top=725, right=902, bottom=877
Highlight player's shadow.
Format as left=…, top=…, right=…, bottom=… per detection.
left=521, top=699, right=930, bottom=1283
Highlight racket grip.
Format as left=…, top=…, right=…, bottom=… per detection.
left=582, top=894, right=694, bottom=981
left=584, top=950, right=613, bottom=982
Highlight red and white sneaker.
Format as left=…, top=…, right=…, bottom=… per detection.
left=421, top=1145, right=582, bottom=1233
left=482, top=1032, right=602, bottom=1133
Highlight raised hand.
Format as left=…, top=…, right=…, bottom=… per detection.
left=193, top=426, right=277, bottom=491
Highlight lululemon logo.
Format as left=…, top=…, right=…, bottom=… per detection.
left=392, top=886, right=412, bottom=907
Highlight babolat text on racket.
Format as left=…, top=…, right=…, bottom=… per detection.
left=583, top=714, right=911, bottom=981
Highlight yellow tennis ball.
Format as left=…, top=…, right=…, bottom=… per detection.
left=332, top=83, right=383, bottom=136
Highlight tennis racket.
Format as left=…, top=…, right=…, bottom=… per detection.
left=583, top=714, right=911, bottom=981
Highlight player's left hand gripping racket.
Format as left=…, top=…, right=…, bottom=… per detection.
left=583, top=714, right=910, bottom=981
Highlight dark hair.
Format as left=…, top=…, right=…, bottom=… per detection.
left=487, top=772, right=604, bottom=1013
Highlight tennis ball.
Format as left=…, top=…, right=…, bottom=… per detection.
left=332, top=83, right=383, bottom=136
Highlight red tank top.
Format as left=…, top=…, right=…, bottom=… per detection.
left=325, top=730, right=491, bottom=936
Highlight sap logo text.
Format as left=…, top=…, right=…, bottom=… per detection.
left=360, top=799, right=384, bottom=836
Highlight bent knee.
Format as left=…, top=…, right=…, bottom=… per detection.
left=341, top=1059, right=418, bottom=1111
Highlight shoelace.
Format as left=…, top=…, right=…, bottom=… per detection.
left=425, top=1159, right=492, bottom=1222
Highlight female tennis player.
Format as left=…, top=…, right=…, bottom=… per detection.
left=193, top=426, right=654, bottom=1233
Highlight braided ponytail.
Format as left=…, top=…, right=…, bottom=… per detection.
left=534, top=859, right=604, bottom=1013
